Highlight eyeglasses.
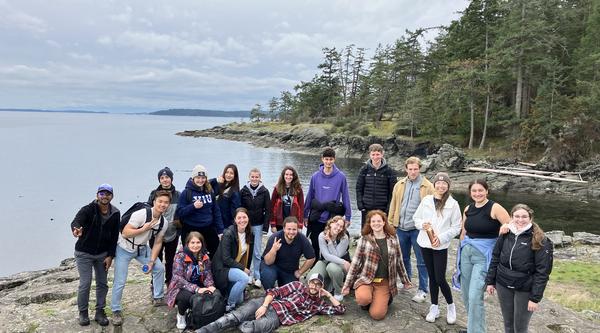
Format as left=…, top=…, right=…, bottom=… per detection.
left=98, top=191, right=113, bottom=197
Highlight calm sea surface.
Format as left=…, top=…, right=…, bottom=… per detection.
left=1, top=111, right=598, bottom=277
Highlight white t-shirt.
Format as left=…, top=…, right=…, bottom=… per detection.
left=238, top=232, right=247, bottom=255
left=117, top=208, right=168, bottom=253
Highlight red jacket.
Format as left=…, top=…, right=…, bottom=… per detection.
left=270, top=187, right=304, bottom=229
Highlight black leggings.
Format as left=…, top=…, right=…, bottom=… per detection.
left=421, top=247, right=453, bottom=305
left=175, top=289, right=194, bottom=315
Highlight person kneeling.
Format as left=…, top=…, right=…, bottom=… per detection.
left=165, top=232, right=217, bottom=330
left=198, top=273, right=345, bottom=333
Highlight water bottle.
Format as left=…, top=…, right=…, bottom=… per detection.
left=142, top=264, right=150, bottom=273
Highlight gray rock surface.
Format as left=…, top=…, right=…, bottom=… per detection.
left=573, top=232, right=600, bottom=245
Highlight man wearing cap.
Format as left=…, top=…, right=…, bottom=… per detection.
left=197, top=273, right=345, bottom=333
left=70, top=184, right=120, bottom=326
left=388, top=156, right=434, bottom=303
left=148, top=166, right=181, bottom=286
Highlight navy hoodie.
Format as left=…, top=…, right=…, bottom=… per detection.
left=176, top=178, right=224, bottom=233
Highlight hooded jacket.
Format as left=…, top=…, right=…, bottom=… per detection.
left=176, top=178, right=224, bottom=234
left=356, top=158, right=397, bottom=212
left=209, top=178, right=241, bottom=229
left=304, top=164, right=352, bottom=223
left=70, top=200, right=120, bottom=257
left=240, top=182, right=271, bottom=227
left=485, top=225, right=554, bottom=303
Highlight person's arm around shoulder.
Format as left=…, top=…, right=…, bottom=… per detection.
left=491, top=202, right=510, bottom=225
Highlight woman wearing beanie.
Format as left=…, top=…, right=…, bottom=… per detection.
left=210, top=164, right=241, bottom=229
left=148, top=166, right=181, bottom=286
left=413, top=172, right=461, bottom=324
left=485, top=204, right=553, bottom=333
left=176, top=165, right=223, bottom=259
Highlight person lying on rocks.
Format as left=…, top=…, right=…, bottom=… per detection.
left=196, top=273, right=345, bottom=333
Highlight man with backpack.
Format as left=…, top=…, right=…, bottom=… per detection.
left=70, top=184, right=120, bottom=326
left=110, top=190, right=171, bottom=326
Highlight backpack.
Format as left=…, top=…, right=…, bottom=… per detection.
left=119, top=202, right=165, bottom=249
left=186, top=290, right=226, bottom=329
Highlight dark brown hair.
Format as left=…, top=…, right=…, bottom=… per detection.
left=362, top=210, right=396, bottom=237
left=153, top=190, right=172, bottom=203
left=276, top=166, right=302, bottom=197
left=234, top=207, right=252, bottom=244
left=283, top=216, right=299, bottom=228
left=185, top=231, right=206, bottom=256
left=220, top=164, right=240, bottom=194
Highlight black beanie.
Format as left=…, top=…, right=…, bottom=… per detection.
left=158, top=167, right=174, bottom=181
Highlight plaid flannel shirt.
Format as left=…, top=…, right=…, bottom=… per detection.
left=342, top=234, right=410, bottom=296
left=267, top=281, right=346, bottom=326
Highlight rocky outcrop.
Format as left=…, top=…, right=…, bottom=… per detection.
left=573, top=232, right=600, bottom=245
left=1, top=240, right=598, bottom=333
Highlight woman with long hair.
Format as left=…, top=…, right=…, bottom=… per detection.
left=210, top=164, right=241, bottom=229
left=177, top=165, right=223, bottom=258
left=457, top=179, right=510, bottom=333
left=342, top=210, right=412, bottom=320
left=166, top=232, right=217, bottom=330
left=270, top=166, right=304, bottom=232
left=413, top=173, right=462, bottom=324
left=308, top=215, right=350, bottom=301
left=485, top=204, right=553, bottom=333
left=212, top=208, right=253, bottom=312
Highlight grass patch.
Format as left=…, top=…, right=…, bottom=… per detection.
left=26, top=323, right=39, bottom=333
left=545, top=260, right=600, bottom=313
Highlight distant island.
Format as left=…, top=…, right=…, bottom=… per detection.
left=150, top=109, right=250, bottom=118
left=0, top=108, right=108, bottom=114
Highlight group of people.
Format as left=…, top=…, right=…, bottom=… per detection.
left=71, top=144, right=554, bottom=333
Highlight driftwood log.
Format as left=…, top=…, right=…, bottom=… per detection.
left=468, top=167, right=588, bottom=184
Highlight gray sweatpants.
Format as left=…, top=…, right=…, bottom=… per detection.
left=74, top=250, right=108, bottom=313
left=496, top=283, right=534, bottom=333
left=197, top=297, right=280, bottom=333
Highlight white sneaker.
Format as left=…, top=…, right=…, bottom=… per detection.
left=412, top=289, right=427, bottom=303
left=176, top=313, right=186, bottom=330
left=425, top=304, right=439, bottom=323
left=248, top=278, right=254, bottom=285
left=334, top=294, right=344, bottom=302
left=446, top=303, right=456, bottom=324
left=253, top=279, right=262, bottom=288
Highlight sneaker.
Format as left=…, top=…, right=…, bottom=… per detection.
left=152, top=297, right=166, bottom=307
left=426, top=304, right=440, bottom=322
left=176, top=313, right=187, bottom=330
left=112, top=311, right=123, bottom=326
left=78, top=310, right=90, bottom=326
left=253, top=279, right=262, bottom=289
left=412, top=289, right=427, bottom=303
left=247, top=278, right=254, bottom=285
left=94, top=309, right=109, bottom=326
left=333, top=294, right=344, bottom=302
left=447, top=303, right=456, bottom=324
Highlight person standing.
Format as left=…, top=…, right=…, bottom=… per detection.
left=270, top=166, right=304, bottom=232
left=111, top=190, right=171, bottom=326
left=240, top=167, right=271, bottom=288
left=486, top=204, right=553, bottom=333
left=177, top=165, right=223, bottom=258
left=456, top=179, right=510, bottom=333
left=148, top=166, right=181, bottom=286
left=304, top=147, right=351, bottom=262
left=388, top=156, right=434, bottom=303
left=70, top=184, right=120, bottom=326
left=413, top=173, right=462, bottom=324
left=210, top=164, right=241, bottom=229
left=356, top=143, right=397, bottom=229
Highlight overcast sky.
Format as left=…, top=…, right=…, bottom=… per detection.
left=0, top=0, right=468, bottom=112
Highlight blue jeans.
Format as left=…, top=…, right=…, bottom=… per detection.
left=111, top=245, right=165, bottom=312
left=251, top=225, right=263, bottom=280
left=228, top=268, right=250, bottom=306
left=460, top=243, right=488, bottom=333
left=260, top=262, right=297, bottom=290
left=397, top=228, right=428, bottom=292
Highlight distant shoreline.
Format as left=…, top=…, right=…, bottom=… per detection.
left=0, top=108, right=250, bottom=118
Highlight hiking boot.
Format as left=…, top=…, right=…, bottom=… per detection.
left=425, top=304, right=439, bottom=322
left=78, top=310, right=90, bottom=326
left=94, top=309, right=109, bottom=326
left=447, top=303, right=457, bottom=324
left=176, top=313, right=186, bottom=330
left=112, top=310, right=123, bottom=326
left=152, top=297, right=166, bottom=307
left=412, top=289, right=427, bottom=303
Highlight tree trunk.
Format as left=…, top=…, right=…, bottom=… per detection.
left=480, top=24, right=491, bottom=150
left=469, top=98, right=475, bottom=149
left=515, top=60, right=523, bottom=119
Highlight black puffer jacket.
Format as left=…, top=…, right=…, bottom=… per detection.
left=356, top=159, right=397, bottom=211
left=240, top=183, right=271, bottom=227
left=70, top=201, right=120, bottom=257
left=485, top=227, right=553, bottom=303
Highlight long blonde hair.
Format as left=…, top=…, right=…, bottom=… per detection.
left=324, top=215, right=347, bottom=242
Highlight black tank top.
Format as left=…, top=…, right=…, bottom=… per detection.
left=464, top=200, right=501, bottom=239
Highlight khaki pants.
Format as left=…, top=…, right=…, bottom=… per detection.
left=355, top=279, right=390, bottom=320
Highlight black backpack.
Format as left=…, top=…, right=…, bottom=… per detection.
left=119, top=202, right=165, bottom=249
left=186, top=290, right=226, bottom=329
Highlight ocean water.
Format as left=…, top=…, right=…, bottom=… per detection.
left=1, top=111, right=598, bottom=277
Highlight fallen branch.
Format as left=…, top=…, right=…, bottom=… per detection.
left=468, top=167, right=588, bottom=184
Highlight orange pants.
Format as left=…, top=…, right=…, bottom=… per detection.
left=355, top=279, right=390, bottom=320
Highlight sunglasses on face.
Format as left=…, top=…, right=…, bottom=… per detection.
left=98, top=191, right=113, bottom=197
